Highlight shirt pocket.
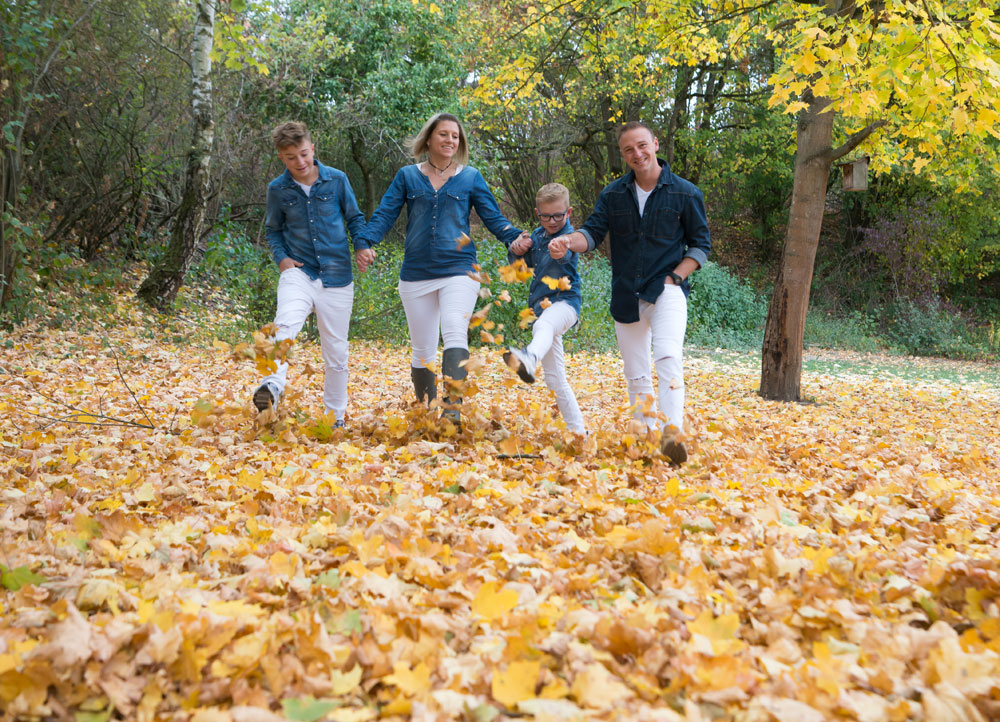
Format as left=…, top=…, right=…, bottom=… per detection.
left=315, top=192, right=339, bottom=217
left=651, top=206, right=682, bottom=242
left=281, top=196, right=303, bottom=223
left=610, top=207, right=633, bottom=236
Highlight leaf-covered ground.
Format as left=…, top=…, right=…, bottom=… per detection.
left=2, top=289, right=1000, bottom=722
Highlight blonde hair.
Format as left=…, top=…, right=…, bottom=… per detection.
left=410, top=113, right=469, bottom=165
left=536, top=182, right=570, bottom=206
left=272, top=121, right=311, bottom=149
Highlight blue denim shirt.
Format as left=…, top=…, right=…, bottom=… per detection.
left=265, top=160, right=366, bottom=288
left=356, top=165, right=522, bottom=281
left=579, top=159, right=711, bottom=323
left=509, top=220, right=582, bottom=318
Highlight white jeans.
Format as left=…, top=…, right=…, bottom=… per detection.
left=398, top=275, right=480, bottom=367
left=260, top=268, right=353, bottom=419
left=526, top=301, right=586, bottom=434
left=614, top=284, right=687, bottom=431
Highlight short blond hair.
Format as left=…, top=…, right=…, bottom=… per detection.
left=272, top=121, right=311, bottom=149
left=617, top=120, right=655, bottom=142
left=536, top=182, right=570, bottom=206
left=410, top=113, right=469, bottom=165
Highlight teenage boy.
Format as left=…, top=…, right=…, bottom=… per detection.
left=252, top=121, right=374, bottom=427
left=548, top=121, right=711, bottom=465
left=503, top=183, right=586, bottom=435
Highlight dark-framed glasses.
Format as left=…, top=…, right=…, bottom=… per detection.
left=538, top=212, right=567, bottom=222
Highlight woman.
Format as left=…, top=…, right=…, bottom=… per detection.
left=355, top=113, right=523, bottom=427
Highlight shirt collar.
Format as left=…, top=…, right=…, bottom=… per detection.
left=278, top=160, right=333, bottom=188
left=623, top=158, right=673, bottom=189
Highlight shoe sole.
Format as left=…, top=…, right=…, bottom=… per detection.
left=253, top=386, right=275, bottom=412
left=503, top=351, right=535, bottom=384
left=661, top=438, right=688, bottom=466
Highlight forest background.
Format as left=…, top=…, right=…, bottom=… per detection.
left=4, top=2, right=1000, bottom=720
left=2, top=0, right=999, bottom=361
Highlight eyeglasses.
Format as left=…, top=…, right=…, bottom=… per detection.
left=537, top=212, right=567, bottom=222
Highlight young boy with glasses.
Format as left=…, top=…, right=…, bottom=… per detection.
left=503, top=183, right=586, bottom=435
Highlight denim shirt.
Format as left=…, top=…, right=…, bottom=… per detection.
left=356, top=165, right=522, bottom=282
left=265, top=161, right=366, bottom=288
left=509, top=220, right=582, bottom=318
left=579, top=159, right=711, bottom=323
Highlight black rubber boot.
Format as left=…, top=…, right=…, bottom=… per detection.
left=411, top=366, right=437, bottom=405
left=441, top=347, right=469, bottom=427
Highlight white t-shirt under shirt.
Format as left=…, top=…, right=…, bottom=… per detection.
left=635, top=183, right=653, bottom=216
left=296, top=180, right=313, bottom=197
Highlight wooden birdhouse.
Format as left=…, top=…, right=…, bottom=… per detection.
left=840, top=156, right=869, bottom=192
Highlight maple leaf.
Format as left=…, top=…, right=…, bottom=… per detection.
left=0, top=564, right=47, bottom=590
left=492, top=660, right=540, bottom=708
left=281, top=697, right=338, bottom=721
left=540, top=275, right=571, bottom=291
left=385, top=661, right=432, bottom=696
left=472, top=581, right=519, bottom=621
left=570, top=663, right=632, bottom=709
left=498, top=259, right=533, bottom=283
left=518, top=307, right=537, bottom=329
left=687, top=610, right=745, bottom=655
left=455, top=232, right=472, bottom=248
left=469, top=303, right=492, bottom=328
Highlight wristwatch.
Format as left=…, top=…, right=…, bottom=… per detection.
left=667, top=271, right=684, bottom=285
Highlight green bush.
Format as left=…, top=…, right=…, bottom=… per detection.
left=351, top=239, right=408, bottom=343
left=192, top=220, right=276, bottom=333
left=804, top=309, right=885, bottom=353
left=687, top=261, right=766, bottom=349
left=889, top=298, right=980, bottom=358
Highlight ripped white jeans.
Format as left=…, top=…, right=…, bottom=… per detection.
left=260, top=268, right=353, bottom=419
left=613, top=283, right=687, bottom=431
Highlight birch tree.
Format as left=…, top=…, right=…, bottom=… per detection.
left=137, top=0, right=216, bottom=310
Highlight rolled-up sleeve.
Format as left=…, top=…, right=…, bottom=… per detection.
left=578, top=189, right=611, bottom=252
left=682, top=187, right=711, bottom=267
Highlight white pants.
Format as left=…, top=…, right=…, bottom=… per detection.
left=526, top=301, right=586, bottom=434
left=398, top=275, right=480, bottom=367
left=260, top=268, right=353, bottom=419
left=614, top=284, right=687, bottom=432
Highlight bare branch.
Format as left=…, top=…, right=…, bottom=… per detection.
left=829, top=120, right=887, bottom=162
left=108, top=339, right=156, bottom=428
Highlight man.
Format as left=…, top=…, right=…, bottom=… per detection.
left=549, top=121, right=711, bottom=464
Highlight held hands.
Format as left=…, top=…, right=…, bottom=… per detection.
left=278, top=258, right=304, bottom=272
left=355, top=247, right=376, bottom=273
left=548, top=234, right=571, bottom=260
left=510, top=232, right=532, bottom=256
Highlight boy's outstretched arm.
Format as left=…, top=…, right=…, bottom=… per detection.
left=548, top=232, right=588, bottom=259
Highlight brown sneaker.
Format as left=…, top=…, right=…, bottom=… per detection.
left=660, top=427, right=688, bottom=466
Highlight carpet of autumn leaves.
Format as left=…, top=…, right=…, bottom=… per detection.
left=3, top=287, right=1000, bottom=722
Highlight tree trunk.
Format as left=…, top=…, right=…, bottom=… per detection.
left=759, top=91, right=834, bottom=401
left=348, top=128, right=375, bottom=217
left=0, top=147, right=18, bottom=311
left=137, top=0, right=215, bottom=311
